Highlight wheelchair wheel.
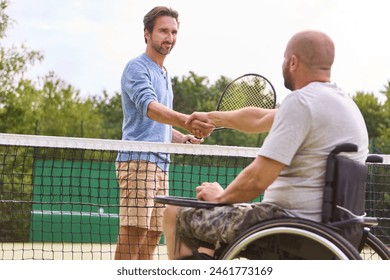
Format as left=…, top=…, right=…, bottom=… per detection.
left=360, top=232, right=390, bottom=260
left=218, top=218, right=362, bottom=260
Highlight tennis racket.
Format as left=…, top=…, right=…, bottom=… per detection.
left=213, top=73, right=276, bottom=131
left=155, top=195, right=229, bottom=208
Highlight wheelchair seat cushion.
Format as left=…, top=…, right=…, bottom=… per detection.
left=176, top=202, right=288, bottom=250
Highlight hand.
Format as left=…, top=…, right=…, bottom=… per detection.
left=196, top=182, right=224, bottom=202
left=185, top=112, right=215, bottom=138
left=186, top=112, right=214, bottom=125
left=183, top=135, right=204, bottom=144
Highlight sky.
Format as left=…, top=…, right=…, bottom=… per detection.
left=3, top=0, right=390, bottom=103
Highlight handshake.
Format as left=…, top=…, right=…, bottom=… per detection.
left=185, top=112, right=216, bottom=139
left=181, top=107, right=275, bottom=141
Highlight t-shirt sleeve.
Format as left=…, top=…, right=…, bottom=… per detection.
left=258, top=93, right=311, bottom=166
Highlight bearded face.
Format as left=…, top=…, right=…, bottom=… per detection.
left=146, top=16, right=178, bottom=56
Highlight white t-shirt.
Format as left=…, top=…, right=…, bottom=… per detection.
left=259, top=82, right=369, bottom=222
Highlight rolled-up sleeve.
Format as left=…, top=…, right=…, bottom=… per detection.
left=121, top=61, right=157, bottom=117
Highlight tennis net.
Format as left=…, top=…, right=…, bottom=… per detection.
left=0, top=133, right=389, bottom=260
left=0, top=133, right=257, bottom=260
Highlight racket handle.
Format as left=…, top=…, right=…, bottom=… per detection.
left=193, top=127, right=224, bottom=139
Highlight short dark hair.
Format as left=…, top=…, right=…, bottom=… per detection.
left=143, top=6, right=179, bottom=43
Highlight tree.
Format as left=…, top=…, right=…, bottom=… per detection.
left=172, top=71, right=219, bottom=115
left=375, top=82, right=390, bottom=153
left=93, top=90, right=122, bottom=139
left=0, top=71, right=105, bottom=137
left=34, top=72, right=104, bottom=138
left=353, top=91, right=385, bottom=153
left=1, top=0, right=108, bottom=139
left=353, top=82, right=390, bottom=154
left=0, top=0, right=43, bottom=108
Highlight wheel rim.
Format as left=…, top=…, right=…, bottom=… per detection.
left=221, top=227, right=352, bottom=260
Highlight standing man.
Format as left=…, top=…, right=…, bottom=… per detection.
left=115, top=6, right=213, bottom=260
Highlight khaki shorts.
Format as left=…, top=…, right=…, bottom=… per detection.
left=177, top=203, right=288, bottom=250
left=116, top=161, right=168, bottom=231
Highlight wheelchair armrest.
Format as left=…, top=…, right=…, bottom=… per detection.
left=331, top=143, right=358, bottom=155
left=155, top=195, right=229, bottom=209
left=366, top=155, right=383, bottom=163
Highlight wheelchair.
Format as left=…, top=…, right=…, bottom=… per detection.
left=156, top=143, right=390, bottom=260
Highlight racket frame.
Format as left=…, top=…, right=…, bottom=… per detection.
left=214, top=73, right=277, bottom=131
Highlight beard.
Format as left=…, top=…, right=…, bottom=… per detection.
left=284, top=76, right=293, bottom=91
left=283, top=66, right=293, bottom=91
left=151, top=40, right=174, bottom=56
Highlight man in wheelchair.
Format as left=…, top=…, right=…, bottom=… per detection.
left=162, top=30, right=369, bottom=260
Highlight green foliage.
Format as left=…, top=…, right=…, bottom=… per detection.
left=0, top=145, right=34, bottom=241
left=93, top=91, right=123, bottom=140
left=0, top=72, right=105, bottom=137
left=353, top=92, right=384, bottom=138
left=0, top=0, right=10, bottom=39
left=34, top=72, right=103, bottom=138
left=172, top=71, right=222, bottom=116
left=374, top=82, right=390, bottom=153
left=353, top=83, right=390, bottom=154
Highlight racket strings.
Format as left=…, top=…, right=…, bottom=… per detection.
left=217, top=76, right=275, bottom=111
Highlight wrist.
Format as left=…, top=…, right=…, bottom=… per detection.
left=181, top=114, right=190, bottom=130
left=209, top=112, right=221, bottom=127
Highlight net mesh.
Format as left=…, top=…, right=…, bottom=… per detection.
left=0, top=133, right=389, bottom=260
left=0, top=134, right=256, bottom=260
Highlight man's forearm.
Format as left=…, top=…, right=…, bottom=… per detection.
left=209, top=107, right=276, bottom=133
left=216, top=156, right=284, bottom=204
left=148, top=101, right=214, bottom=138
left=147, top=101, right=188, bottom=128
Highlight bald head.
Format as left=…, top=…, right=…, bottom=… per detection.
left=287, top=30, right=335, bottom=70
left=283, top=30, right=335, bottom=90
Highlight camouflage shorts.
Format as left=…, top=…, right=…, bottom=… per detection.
left=177, top=203, right=288, bottom=250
